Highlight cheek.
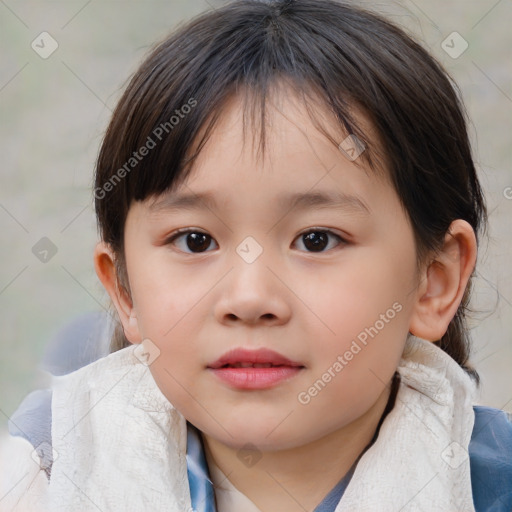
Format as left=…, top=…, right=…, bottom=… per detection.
left=128, top=254, right=212, bottom=340
left=126, top=257, right=213, bottom=407
left=302, top=249, right=416, bottom=407
left=307, top=250, right=414, bottom=343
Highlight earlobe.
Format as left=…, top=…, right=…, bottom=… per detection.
left=409, top=220, right=477, bottom=342
left=127, top=309, right=141, bottom=342
left=93, top=241, right=142, bottom=344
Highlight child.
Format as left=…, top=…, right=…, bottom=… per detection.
left=1, top=0, right=511, bottom=510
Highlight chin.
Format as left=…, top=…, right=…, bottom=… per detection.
left=204, top=418, right=315, bottom=452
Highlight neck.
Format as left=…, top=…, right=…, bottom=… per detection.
left=202, top=378, right=397, bottom=512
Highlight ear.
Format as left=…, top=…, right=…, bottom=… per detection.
left=93, top=241, right=142, bottom=344
left=409, top=220, right=477, bottom=342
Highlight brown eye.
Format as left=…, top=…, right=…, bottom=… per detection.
left=294, top=229, right=345, bottom=253
left=167, top=230, right=217, bottom=253
left=166, top=228, right=346, bottom=255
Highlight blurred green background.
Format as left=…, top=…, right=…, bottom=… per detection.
left=1, top=0, right=511, bottom=435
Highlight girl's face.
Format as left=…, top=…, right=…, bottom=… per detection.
left=120, top=91, right=421, bottom=450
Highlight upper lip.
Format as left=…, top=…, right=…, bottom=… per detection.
left=207, top=348, right=304, bottom=369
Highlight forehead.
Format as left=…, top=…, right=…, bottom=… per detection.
left=201, top=86, right=373, bottom=162
left=142, top=91, right=396, bottom=224
left=180, top=82, right=387, bottom=176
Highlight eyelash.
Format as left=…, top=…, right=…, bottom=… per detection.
left=165, top=227, right=347, bottom=254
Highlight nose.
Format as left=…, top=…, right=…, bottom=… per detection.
left=214, top=252, right=292, bottom=327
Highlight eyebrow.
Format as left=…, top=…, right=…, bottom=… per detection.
left=149, top=190, right=370, bottom=215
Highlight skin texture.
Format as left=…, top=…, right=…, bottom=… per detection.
left=94, top=89, right=477, bottom=511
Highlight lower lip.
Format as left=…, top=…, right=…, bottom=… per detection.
left=209, top=366, right=302, bottom=389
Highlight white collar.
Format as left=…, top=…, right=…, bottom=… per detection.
left=47, top=335, right=476, bottom=511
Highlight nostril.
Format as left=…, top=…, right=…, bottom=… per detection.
left=223, top=312, right=276, bottom=322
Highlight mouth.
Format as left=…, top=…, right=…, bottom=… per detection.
left=207, top=348, right=304, bottom=389
left=216, top=362, right=294, bottom=368
left=208, top=347, right=303, bottom=369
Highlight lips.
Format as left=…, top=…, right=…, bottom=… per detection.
left=208, top=348, right=303, bottom=369
left=207, top=348, right=304, bottom=390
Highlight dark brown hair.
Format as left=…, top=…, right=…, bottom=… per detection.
left=94, top=0, right=487, bottom=382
